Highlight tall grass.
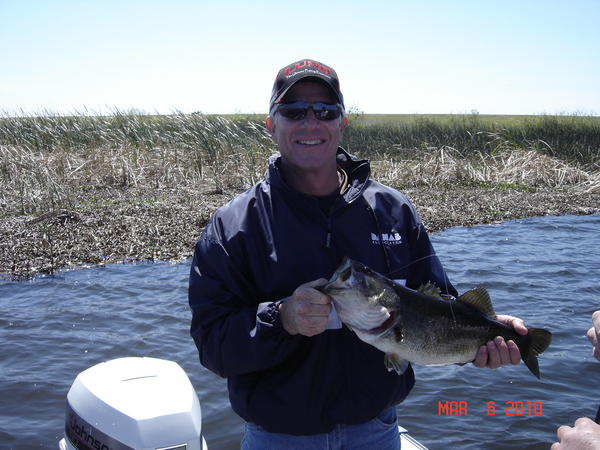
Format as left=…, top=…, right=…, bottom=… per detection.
left=2, top=111, right=598, bottom=166
left=0, top=112, right=274, bottom=215
left=0, top=111, right=598, bottom=217
left=344, top=113, right=600, bottom=168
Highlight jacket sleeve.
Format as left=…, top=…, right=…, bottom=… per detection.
left=188, top=221, right=305, bottom=378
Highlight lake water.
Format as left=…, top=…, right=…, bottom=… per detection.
left=1, top=214, right=599, bottom=449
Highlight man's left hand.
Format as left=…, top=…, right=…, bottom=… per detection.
left=473, top=315, right=527, bottom=368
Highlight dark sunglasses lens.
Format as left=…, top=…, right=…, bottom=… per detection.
left=313, top=106, right=342, bottom=120
left=278, top=106, right=307, bottom=120
left=277, top=102, right=342, bottom=121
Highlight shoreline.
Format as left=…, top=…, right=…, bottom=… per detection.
left=1, top=185, right=598, bottom=280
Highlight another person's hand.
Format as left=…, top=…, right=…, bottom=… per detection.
left=279, top=279, right=331, bottom=337
left=587, top=310, right=600, bottom=362
left=472, top=315, right=527, bottom=368
left=551, top=311, right=600, bottom=449
left=551, top=417, right=600, bottom=449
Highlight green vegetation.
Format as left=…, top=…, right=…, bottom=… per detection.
left=1, top=111, right=598, bottom=277
left=343, top=113, right=600, bottom=167
left=0, top=111, right=598, bottom=217
left=2, top=111, right=599, bottom=165
left=0, top=112, right=274, bottom=215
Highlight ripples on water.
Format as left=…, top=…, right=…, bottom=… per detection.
left=400, top=214, right=600, bottom=450
left=1, top=214, right=599, bottom=449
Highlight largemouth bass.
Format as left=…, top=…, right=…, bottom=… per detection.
left=321, top=257, right=552, bottom=378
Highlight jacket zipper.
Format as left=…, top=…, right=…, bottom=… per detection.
left=325, top=214, right=332, bottom=249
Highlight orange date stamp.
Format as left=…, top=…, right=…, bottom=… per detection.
left=437, top=400, right=543, bottom=416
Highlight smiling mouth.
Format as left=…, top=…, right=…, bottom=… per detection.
left=297, top=139, right=325, bottom=145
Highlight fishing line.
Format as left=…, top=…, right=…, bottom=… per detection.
left=388, top=253, right=454, bottom=295
left=386, top=253, right=438, bottom=278
left=387, top=252, right=458, bottom=322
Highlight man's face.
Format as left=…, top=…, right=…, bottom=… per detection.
left=267, top=80, right=347, bottom=173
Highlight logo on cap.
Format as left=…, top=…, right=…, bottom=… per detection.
left=284, top=60, right=332, bottom=78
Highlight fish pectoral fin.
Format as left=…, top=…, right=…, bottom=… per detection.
left=457, top=287, right=496, bottom=317
left=384, top=353, right=409, bottom=375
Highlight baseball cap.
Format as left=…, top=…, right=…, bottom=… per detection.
left=269, top=59, right=344, bottom=112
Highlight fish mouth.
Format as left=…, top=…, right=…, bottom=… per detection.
left=355, top=310, right=397, bottom=335
left=367, top=310, right=397, bottom=334
left=321, top=258, right=354, bottom=292
left=328, top=257, right=353, bottom=282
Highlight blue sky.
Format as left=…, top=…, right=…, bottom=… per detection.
left=1, top=0, right=599, bottom=116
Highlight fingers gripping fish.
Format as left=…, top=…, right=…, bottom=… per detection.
left=320, top=257, right=552, bottom=378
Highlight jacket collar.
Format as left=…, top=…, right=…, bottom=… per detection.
left=267, top=147, right=370, bottom=205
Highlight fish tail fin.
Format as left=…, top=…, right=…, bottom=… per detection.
left=518, top=328, right=552, bottom=379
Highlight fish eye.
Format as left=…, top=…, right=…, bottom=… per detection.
left=340, top=267, right=351, bottom=282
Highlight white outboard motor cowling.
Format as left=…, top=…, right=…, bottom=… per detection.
left=59, top=357, right=207, bottom=450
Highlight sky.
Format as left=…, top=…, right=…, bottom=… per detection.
left=1, top=0, right=599, bottom=116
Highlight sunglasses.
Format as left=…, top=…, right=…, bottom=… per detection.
left=272, top=101, right=345, bottom=121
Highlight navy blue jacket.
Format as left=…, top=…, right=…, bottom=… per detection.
left=189, top=148, right=456, bottom=435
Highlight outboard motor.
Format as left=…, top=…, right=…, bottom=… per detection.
left=59, top=357, right=207, bottom=450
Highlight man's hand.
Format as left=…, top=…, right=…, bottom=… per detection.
left=587, top=310, right=600, bottom=362
left=279, top=279, right=332, bottom=337
left=473, top=315, right=527, bottom=368
left=551, top=417, right=600, bottom=449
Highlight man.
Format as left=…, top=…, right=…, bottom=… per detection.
left=189, top=59, right=526, bottom=449
left=551, top=311, right=600, bottom=449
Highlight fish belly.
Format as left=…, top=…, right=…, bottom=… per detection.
left=370, top=325, right=488, bottom=366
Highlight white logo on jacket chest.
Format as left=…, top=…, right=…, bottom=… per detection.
left=371, top=232, right=403, bottom=245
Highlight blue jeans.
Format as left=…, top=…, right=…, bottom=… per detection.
left=240, top=407, right=400, bottom=450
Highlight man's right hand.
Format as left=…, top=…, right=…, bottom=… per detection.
left=279, top=279, right=332, bottom=337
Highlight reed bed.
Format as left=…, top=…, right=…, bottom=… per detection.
left=2, top=111, right=599, bottom=165
left=0, top=111, right=598, bottom=277
left=0, top=113, right=274, bottom=215
left=344, top=113, right=600, bottom=168
left=1, top=112, right=598, bottom=216
left=371, top=147, right=599, bottom=192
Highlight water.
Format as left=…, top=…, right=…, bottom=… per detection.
left=1, top=214, right=599, bottom=449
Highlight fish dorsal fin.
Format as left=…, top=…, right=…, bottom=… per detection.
left=418, top=281, right=442, bottom=299
left=457, top=287, right=495, bottom=317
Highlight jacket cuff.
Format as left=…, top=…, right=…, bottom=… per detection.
left=253, top=299, right=288, bottom=336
